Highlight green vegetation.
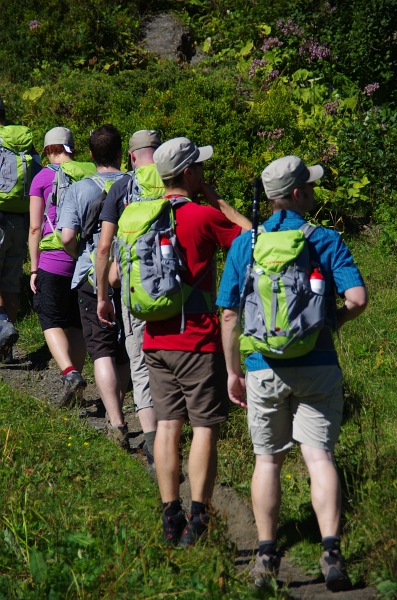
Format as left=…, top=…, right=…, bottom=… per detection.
left=2, top=0, right=397, bottom=596
left=0, top=385, right=291, bottom=599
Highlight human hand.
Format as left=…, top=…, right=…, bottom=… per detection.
left=227, top=372, right=247, bottom=409
left=30, top=273, right=37, bottom=294
left=97, top=298, right=115, bottom=327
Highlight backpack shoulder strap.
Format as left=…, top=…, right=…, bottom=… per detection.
left=42, top=165, right=61, bottom=234
left=87, top=174, right=106, bottom=190
left=299, top=223, right=318, bottom=239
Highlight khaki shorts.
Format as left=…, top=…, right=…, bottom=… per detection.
left=144, top=350, right=229, bottom=427
left=246, top=365, right=343, bottom=454
left=0, top=213, right=28, bottom=293
left=122, top=304, right=152, bottom=411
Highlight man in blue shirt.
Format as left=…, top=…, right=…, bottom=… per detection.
left=217, top=156, right=367, bottom=591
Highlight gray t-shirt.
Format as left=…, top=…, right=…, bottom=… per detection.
left=57, top=171, right=124, bottom=288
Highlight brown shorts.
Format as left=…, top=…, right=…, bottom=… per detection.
left=78, top=282, right=129, bottom=365
left=144, top=350, right=229, bottom=427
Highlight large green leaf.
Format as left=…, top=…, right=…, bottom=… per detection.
left=30, top=546, right=47, bottom=584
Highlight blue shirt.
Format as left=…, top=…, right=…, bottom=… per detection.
left=217, top=210, right=365, bottom=371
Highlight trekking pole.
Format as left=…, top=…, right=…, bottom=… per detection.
left=238, top=177, right=261, bottom=323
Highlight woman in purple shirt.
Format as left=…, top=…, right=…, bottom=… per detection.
left=29, top=127, right=87, bottom=405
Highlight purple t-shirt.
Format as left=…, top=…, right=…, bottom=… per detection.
left=29, top=166, right=75, bottom=277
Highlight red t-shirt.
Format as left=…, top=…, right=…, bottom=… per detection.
left=143, top=200, right=241, bottom=353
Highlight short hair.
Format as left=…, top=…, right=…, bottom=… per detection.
left=45, top=144, right=73, bottom=157
left=89, top=124, right=122, bottom=167
left=0, top=109, right=5, bottom=124
left=163, top=172, right=185, bottom=189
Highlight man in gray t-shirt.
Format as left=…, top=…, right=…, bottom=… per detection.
left=58, top=124, right=130, bottom=450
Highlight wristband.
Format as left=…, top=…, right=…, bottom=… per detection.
left=30, top=271, right=38, bottom=275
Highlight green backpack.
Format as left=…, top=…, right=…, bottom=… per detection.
left=39, top=161, right=96, bottom=252
left=240, top=224, right=327, bottom=359
left=0, top=125, right=34, bottom=213
left=117, top=197, right=215, bottom=332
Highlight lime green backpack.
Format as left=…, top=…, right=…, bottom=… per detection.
left=39, top=161, right=96, bottom=252
left=0, top=125, right=34, bottom=213
left=116, top=196, right=215, bottom=331
left=240, top=224, right=327, bottom=359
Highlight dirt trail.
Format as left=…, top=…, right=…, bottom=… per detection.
left=1, top=346, right=377, bottom=599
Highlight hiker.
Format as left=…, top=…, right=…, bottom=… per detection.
left=138, top=137, right=251, bottom=545
left=217, top=156, right=368, bottom=591
left=58, top=124, right=130, bottom=448
left=96, top=130, right=165, bottom=466
left=29, top=127, right=95, bottom=405
left=0, top=96, right=41, bottom=361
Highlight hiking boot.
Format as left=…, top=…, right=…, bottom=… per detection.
left=249, top=551, right=280, bottom=587
left=179, top=512, right=210, bottom=547
left=0, top=320, right=18, bottom=360
left=105, top=421, right=130, bottom=451
left=60, top=370, right=87, bottom=407
left=320, top=549, right=352, bottom=592
left=162, top=509, right=187, bottom=545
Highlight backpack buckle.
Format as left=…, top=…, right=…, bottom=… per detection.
left=272, top=279, right=279, bottom=292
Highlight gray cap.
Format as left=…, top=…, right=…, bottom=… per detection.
left=0, top=96, right=5, bottom=111
left=262, top=155, right=324, bottom=198
left=43, top=127, right=74, bottom=151
left=129, top=129, right=161, bottom=152
left=154, top=137, right=213, bottom=180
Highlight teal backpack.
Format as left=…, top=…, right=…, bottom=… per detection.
left=240, top=224, right=327, bottom=359
left=39, top=161, right=96, bottom=252
left=0, top=125, right=34, bottom=213
left=116, top=196, right=215, bottom=331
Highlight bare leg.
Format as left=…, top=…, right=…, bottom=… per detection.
left=137, top=407, right=157, bottom=433
left=0, top=291, right=18, bottom=323
left=189, top=424, right=220, bottom=503
left=65, top=326, right=86, bottom=373
left=116, top=361, right=130, bottom=404
left=44, top=328, right=75, bottom=372
left=94, top=356, right=124, bottom=426
left=251, top=452, right=287, bottom=541
left=301, top=444, right=341, bottom=538
left=154, top=418, right=184, bottom=501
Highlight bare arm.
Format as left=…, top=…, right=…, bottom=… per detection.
left=28, top=195, right=44, bottom=294
left=61, top=228, right=79, bottom=259
left=221, top=307, right=247, bottom=408
left=200, top=183, right=252, bottom=232
left=96, top=221, right=117, bottom=326
left=336, top=286, right=368, bottom=329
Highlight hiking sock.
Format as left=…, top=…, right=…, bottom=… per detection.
left=259, top=540, right=277, bottom=556
left=322, top=536, right=341, bottom=552
left=190, top=501, right=208, bottom=516
left=144, top=430, right=156, bottom=457
left=163, top=500, right=182, bottom=516
left=62, top=365, right=78, bottom=377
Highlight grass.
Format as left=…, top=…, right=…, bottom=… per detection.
left=0, top=380, right=293, bottom=599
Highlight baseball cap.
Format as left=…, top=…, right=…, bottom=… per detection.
left=262, top=155, right=324, bottom=198
left=153, top=137, right=213, bottom=180
left=43, top=127, right=74, bottom=154
left=129, top=130, right=161, bottom=152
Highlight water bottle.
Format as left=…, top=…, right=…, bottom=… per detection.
left=310, top=267, right=325, bottom=295
left=160, top=237, right=173, bottom=259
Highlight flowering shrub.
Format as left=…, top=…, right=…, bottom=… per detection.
left=364, top=83, right=380, bottom=97
left=29, top=20, right=41, bottom=30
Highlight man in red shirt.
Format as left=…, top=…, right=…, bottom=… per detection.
left=143, top=137, right=250, bottom=546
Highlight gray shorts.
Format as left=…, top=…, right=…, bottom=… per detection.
left=246, top=365, right=343, bottom=454
left=122, top=304, right=152, bottom=411
left=0, top=213, right=28, bottom=293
